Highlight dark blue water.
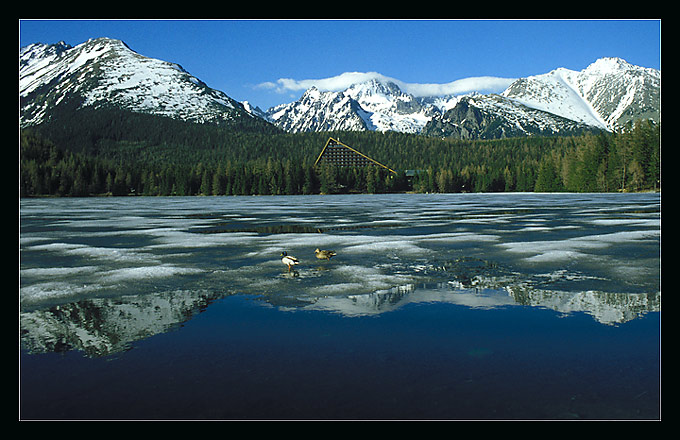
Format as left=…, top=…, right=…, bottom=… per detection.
left=20, top=194, right=661, bottom=419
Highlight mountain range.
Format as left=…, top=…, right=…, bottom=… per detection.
left=20, top=37, right=660, bottom=140
left=265, top=57, right=660, bottom=138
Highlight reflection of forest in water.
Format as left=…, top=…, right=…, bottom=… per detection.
left=20, top=277, right=660, bottom=357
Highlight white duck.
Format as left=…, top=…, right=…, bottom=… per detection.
left=280, top=251, right=300, bottom=272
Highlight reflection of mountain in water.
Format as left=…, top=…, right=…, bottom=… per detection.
left=20, top=256, right=660, bottom=357
left=298, top=282, right=659, bottom=325
left=20, top=290, right=222, bottom=357
left=506, top=285, right=660, bottom=325
left=287, top=257, right=660, bottom=325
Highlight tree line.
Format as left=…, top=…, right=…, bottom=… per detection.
left=20, top=131, right=405, bottom=196
left=410, top=119, right=660, bottom=193
left=20, top=109, right=660, bottom=197
left=533, top=119, right=660, bottom=192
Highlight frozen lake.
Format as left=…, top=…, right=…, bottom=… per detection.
left=19, top=193, right=660, bottom=419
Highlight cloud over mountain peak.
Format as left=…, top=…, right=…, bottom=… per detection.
left=257, top=71, right=516, bottom=98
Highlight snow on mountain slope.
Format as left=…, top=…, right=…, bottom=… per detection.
left=266, top=57, right=659, bottom=136
left=502, top=57, right=660, bottom=131
left=20, top=37, right=256, bottom=128
left=20, top=38, right=658, bottom=139
left=344, top=79, right=439, bottom=133
left=266, top=87, right=370, bottom=132
left=501, top=68, right=608, bottom=130
left=422, top=93, right=599, bottom=139
left=266, top=79, right=439, bottom=133
left=576, top=57, right=660, bottom=130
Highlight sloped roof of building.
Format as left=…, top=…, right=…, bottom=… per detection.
left=314, top=137, right=396, bottom=174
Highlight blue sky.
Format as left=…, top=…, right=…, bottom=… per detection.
left=19, top=19, right=661, bottom=110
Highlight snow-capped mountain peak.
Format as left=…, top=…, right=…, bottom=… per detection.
left=20, top=37, right=259, bottom=128
left=501, top=57, right=660, bottom=131
left=584, top=56, right=635, bottom=75
left=20, top=38, right=659, bottom=140
left=265, top=56, right=658, bottom=137
left=265, top=86, right=369, bottom=133
left=501, top=67, right=609, bottom=130
left=267, top=78, right=438, bottom=134
left=345, top=79, right=401, bottom=101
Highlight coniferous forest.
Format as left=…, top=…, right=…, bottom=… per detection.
left=19, top=107, right=660, bottom=197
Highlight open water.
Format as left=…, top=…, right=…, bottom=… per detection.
left=19, top=193, right=661, bottom=420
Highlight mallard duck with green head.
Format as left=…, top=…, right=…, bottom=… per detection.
left=280, top=251, right=300, bottom=271
left=314, top=248, right=337, bottom=260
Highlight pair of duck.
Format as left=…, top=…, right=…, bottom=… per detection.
left=280, top=248, right=337, bottom=271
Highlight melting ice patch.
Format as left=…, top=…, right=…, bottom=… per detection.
left=99, top=265, right=204, bottom=282
left=21, top=266, right=100, bottom=277
left=27, top=242, right=159, bottom=263
left=148, top=230, right=260, bottom=249
left=419, top=232, right=501, bottom=243
left=499, top=230, right=660, bottom=262
left=20, top=239, right=205, bottom=306
left=21, top=281, right=105, bottom=304
left=20, top=194, right=660, bottom=325
left=342, top=239, right=427, bottom=256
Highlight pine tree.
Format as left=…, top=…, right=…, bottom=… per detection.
left=534, top=158, right=563, bottom=192
left=212, top=164, right=225, bottom=195
left=199, top=169, right=212, bottom=196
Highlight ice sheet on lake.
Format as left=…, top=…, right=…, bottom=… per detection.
left=20, top=193, right=661, bottom=353
left=499, top=229, right=660, bottom=261
left=99, top=265, right=204, bottom=282
left=27, top=242, right=160, bottom=263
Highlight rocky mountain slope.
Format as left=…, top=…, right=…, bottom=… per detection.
left=501, top=57, right=660, bottom=130
left=265, top=79, right=443, bottom=134
left=20, top=37, right=272, bottom=131
left=422, top=94, right=598, bottom=139
left=264, top=57, right=660, bottom=139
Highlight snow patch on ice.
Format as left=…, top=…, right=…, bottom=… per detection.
left=499, top=229, right=659, bottom=262
left=21, top=281, right=104, bottom=304
left=100, top=265, right=203, bottom=282
left=21, top=266, right=99, bottom=277
left=28, top=242, right=159, bottom=263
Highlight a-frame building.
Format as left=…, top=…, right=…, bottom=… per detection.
left=313, top=137, right=396, bottom=174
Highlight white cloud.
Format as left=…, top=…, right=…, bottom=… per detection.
left=256, top=72, right=516, bottom=97
left=403, top=77, right=517, bottom=97
left=256, top=72, right=389, bottom=93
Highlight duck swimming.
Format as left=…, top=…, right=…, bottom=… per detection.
left=314, top=248, right=337, bottom=260
left=280, top=251, right=300, bottom=271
